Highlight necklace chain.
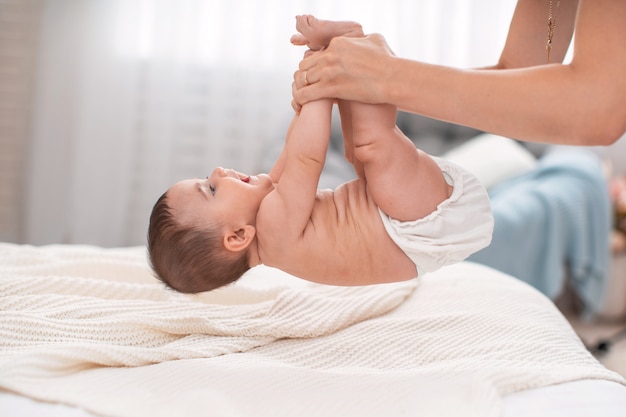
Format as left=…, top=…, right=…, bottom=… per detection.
left=546, top=0, right=560, bottom=62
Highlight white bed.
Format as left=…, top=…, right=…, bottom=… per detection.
left=1, top=243, right=625, bottom=417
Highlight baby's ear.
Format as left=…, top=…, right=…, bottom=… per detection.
left=223, top=225, right=256, bottom=253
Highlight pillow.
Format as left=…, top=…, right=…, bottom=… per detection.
left=442, top=133, right=537, bottom=189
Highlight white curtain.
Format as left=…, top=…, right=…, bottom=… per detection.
left=22, top=0, right=517, bottom=247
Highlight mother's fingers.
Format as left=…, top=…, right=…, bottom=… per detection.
left=294, top=50, right=319, bottom=86
left=290, top=82, right=302, bottom=113
left=293, top=68, right=315, bottom=90
left=298, top=51, right=318, bottom=72
left=292, top=69, right=303, bottom=89
left=292, top=78, right=329, bottom=109
left=291, top=98, right=302, bottom=114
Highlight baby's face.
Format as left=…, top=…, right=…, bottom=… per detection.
left=167, top=167, right=274, bottom=229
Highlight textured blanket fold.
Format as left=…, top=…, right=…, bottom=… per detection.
left=0, top=243, right=623, bottom=417
left=0, top=244, right=417, bottom=369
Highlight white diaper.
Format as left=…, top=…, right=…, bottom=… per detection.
left=378, top=157, right=494, bottom=277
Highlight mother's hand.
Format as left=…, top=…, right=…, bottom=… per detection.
left=291, top=33, right=395, bottom=113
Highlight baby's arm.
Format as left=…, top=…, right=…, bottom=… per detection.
left=350, top=102, right=451, bottom=222
left=290, top=15, right=366, bottom=181
left=261, top=99, right=334, bottom=235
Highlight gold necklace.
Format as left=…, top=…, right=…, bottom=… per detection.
left=546, top=0, right=560, bottom=62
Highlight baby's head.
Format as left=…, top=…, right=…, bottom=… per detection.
left=147, top=167, right=274, bottom=293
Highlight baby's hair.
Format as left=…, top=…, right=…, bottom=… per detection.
left=147, top=192, right=250, bottom=293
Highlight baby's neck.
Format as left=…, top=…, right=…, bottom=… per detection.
left=247, top=239, right=262, bottom=268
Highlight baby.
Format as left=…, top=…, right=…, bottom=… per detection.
left=148, top=16, right=493, bottom=293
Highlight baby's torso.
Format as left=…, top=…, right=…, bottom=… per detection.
left=258, top=179, right=417, bottom=285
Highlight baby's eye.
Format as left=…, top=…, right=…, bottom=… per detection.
left=204, top=176, right=215, bottom=195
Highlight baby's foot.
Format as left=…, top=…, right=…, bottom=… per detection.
left=290, top=15, right=363, bottom=51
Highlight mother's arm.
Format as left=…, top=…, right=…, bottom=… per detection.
left=294, top=0, right=626, bottom=146
left=490, top=0, right=579, bottom=69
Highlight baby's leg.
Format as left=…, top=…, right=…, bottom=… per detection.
left=337, top=100, right=366, bottom=180
left=350, top=102, right=452, bottom=222
left=290, top=15, right=363, bottom=51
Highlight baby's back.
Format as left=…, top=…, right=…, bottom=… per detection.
left=258, top=179, right=418, bottom=285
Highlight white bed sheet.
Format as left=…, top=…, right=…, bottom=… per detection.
left=503, top=380, right=626, bottom=417
left=2, top=379, right=626, bottom=417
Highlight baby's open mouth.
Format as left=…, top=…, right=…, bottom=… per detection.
left=241, top=176, right=250, bottom=183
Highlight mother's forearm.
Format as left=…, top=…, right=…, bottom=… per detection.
left=386, top=57, right=624, bottom=146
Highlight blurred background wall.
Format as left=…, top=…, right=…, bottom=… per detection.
left=0, top=0, right=521, bottom=247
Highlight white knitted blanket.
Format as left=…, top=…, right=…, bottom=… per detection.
left=0, top=243, right=623, bottom=417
